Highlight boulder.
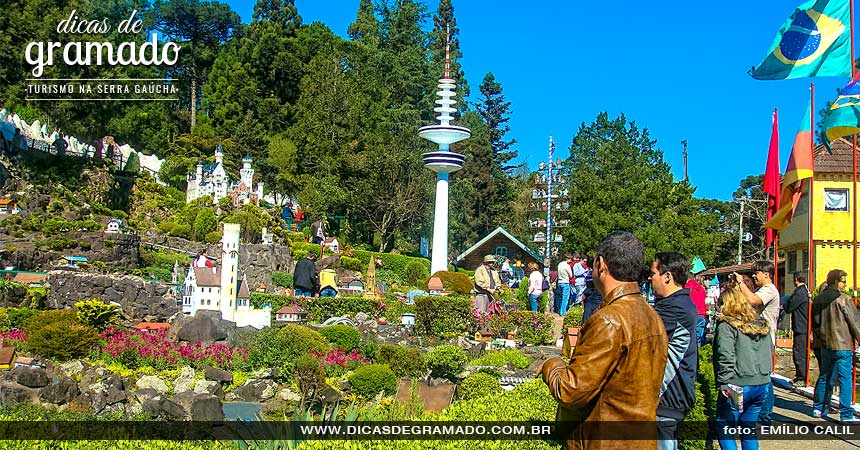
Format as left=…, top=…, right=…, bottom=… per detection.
left=173, top=367, right=195, bottom=394
left=204, top=366, right=232, bottom=384
left=142, top=396, right=185, bottom=420
left=227, top=379, right=276, bottom=402
left=276, top=387, right=301, bottom=402
left=193, top=380, right=223, bottom=397
left=251, top=368, right=274, bottom=379
left=354, top=312, right=370, bottom=322
left=90, top=391, right=107, bottom=414
left=0, top=381, right=36, bottom=405
left=39, top=377, right=79, bottom=405
left=58, top=360, right=85, bottom=378
left=135, top=375, right=168, bottom=395
left=12, top=366, right=49, bottom=388
left=189, top=394, right=223, bottom=421
left=318, top=384, right=343, bottom=404
left=131, top=388, right=160, bottom=402
left=66, top=393, right=94, bottom=414
left=177, top=310, right=231, bottom=343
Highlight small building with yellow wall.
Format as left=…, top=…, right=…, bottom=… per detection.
left=780, top=138, right=858, bottom=293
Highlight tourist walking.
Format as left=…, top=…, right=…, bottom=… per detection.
left=474, top=255, right=502, bottom=312
left=527, top=262, right=543, bottom=312
left=319, top=268, right=338, bottom=298
left=572, top=255, right=588, bottom=305
left=713, top=285, right=773, bottom=450
left=310, top=218, right=325, bottom=245
left=685, top=273, right=707, bottom=346
left=731, top=260, right=779, bottom=424
left=811, top=269, right=860, bottom=423
left=556, top=254, right=573, bottom=315
left=784, top=272, right=810, bottom=386
left=649, top=252, right=698, bottom=450
left=293, top=252, right=319, bottom=297
left=541, top=231, right=668, bottom=450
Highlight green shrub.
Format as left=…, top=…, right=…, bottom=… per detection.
left=563, top=306, right=584, bottom=328
left=404, top=261, right=428, bottom=286
left=477, top=367, right=504, bottom=378
left=294, top=354, right=326, bottom=398
left=319, top=325, right=361, bottom=352
left=157, top=222, right=177, bottom=234
left=516, top=277, right=547, bottom=312
left=351, top=250, right=431, bottom=281
left=303, top=296, right=382, bottom=322
left=414, top=295, right=471, bottom=339
left=468, top=349, right=531, bottom=369
left=377, top=344, right=425, bottom=378
left=426, top=345, right=468, bottom=381
left=271, top=271, right=293, bottom=288
left=457, top=373, right=502, bottom=400
left=0, top=309, right=8, bottom=331
left=247, top=325, right=328, bottom=379
left=349, top=364, right=397, bottom=398
left=357, top=338, right=379, bottom=361
left=490, top=311, right=553, bottom=345
left=340, top=256, right=363, bottom=272
left=26, top=310, right=100, bottom=361
left=7, top=307, right=37, bottom=329
left=204, top=231, right=222, bottom=244
left=426, top=271, right=472, bottom=295
left=74, top=299, right=119, bottom=330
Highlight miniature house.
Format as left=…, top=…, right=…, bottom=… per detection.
left=0, top=199, right=19, bottom=215
left=323, top=237, right=340, bottom=253
left=0, top=346, right=15, bottom=370
left=261, top=227, right=273, bottom=245
left=275, top=305, right=307, bottom=323
left=427, top=276, right=444, bottom=296
left=105, top=218, right=124, bottom=234
left=62, top=256, right=88, bottom=268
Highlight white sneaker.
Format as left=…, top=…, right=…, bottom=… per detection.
left=840, top=418, right=859, bottom=424
left=812, top=410, right=823, bottom=418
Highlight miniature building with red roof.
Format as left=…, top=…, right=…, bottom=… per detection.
left=135, top=322, right=171, bottom=332
left=275, top=305, right=307, bottom=323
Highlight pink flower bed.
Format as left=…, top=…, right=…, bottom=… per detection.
left=0, top=329, right=27, bottom=343
left=308, top=348, right=368, bottom=375
left=96, top=326, right=247, bottom=369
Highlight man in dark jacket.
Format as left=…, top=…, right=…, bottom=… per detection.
left=784, top=271, right=810, bottom=386
left=649, top=252, right=698, bottom=450
left=811, top=269, right=860, bottom=423
left=293, top=252, right=319, bottom=297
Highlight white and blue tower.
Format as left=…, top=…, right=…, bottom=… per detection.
left=419, top=26, right=471, bottom=275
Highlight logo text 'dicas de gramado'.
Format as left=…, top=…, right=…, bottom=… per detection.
left=25, top=9, right=180, bottom=101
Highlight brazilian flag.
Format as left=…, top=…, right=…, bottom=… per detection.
left=750, top=0, right=851, bottom=80
left=821, top=78, right=860, bottom=152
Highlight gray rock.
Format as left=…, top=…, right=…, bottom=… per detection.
left=173, top=367, right=195, bottom=394
left=251, top=368, right=274, bottom=379
left=131, top=388, right=160, bottom=402
left=276, top=387, right=301, bottom=402
left=0, top=381, right=36, bottom=405
left=66, top=393, right=93, bottom=414
left=39, top=377, right=79, bottom=404
left=177, top=310, right=231, bottom=342
left=90, top=392, right=107, bottom=414
left=318, top=384, right=343, bottom=404
left=12, top=366, right=49, bottom=388
left=204, top=366, right=232, bottom=384
left=193, top=380, right=223, bottom=397
left=228, top=379, right=276, bottom=402
left=190, top=394, right=223, bottom=421
left=142, top=396, right=185, bottom=420
left=59, top=360, right=85, bottom=378
left=354, top=312, right=370, bottom=322
left=135, top=375, right=168, bottom=394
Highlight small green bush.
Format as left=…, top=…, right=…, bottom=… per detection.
left=74, top=299, right=119, bottom=330
left=247, top=325, right=328, bottom=379
left=426, top=271, right=472, bottom=295
left=340, top=256, right=363, bottom=272
left=7, top=307, right=37, bottom=329
left=26, top=310, right=100, bottom=361
left=468, top=349, right=531, bottom=369
left=0, top=309, right=8, bottom=331
left=563, top=306, right=584, bottom=328
left=404, top=261, right=428, bottom=286
left=319, top=325, right=361, bottom=352
left=349, top=364, right=397, bottom=398
left=490, top=311, right=553, bottom=345
left=414, top=295, right=471, bottom=339
left=426, top=345, right=468, bottom=381
left=294, top=354, right=326, bottom=398
left=271, top=271, right=293, bottom=288
left=205, top=231, right=222, bottom=244
left=457, top=373, right=502, bottom=400
left=377, top=344, right=425, bottom=378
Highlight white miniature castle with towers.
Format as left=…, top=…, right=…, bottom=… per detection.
left=185, top=143, right=264, bottom=207
left=181, top=222, right=271, bottom=328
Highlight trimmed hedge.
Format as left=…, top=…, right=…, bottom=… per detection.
left=468, top=349, right=531, bottom=369
left=414, top=295, right=472, bottom=339
left=349, top=364, right=398, bottom=398
left=352, top=250, right=431, bottom=282
left=377, top=344, right=425, bottom=378
left=319, top=325, right=362, bottom=352
left=457, top=373, right=502, bottom=400
left=426, top=271, right=472, bottom=295
left=489, top=311, right=553, bottom=345
left=426, top=345, right=468, bottom=381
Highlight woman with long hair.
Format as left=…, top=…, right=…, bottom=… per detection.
left=714, top=285, right=773, bottom=450
left=527, top=261, right=543, bottom=312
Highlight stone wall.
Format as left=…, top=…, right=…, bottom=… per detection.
left=46, top=270, right=178, bottom=321
left=142, top=232, right=293, bottom=291
left=1, top=232, right=140, bottom=271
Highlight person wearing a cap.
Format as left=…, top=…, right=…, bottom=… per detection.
left=474, top=255, right=503, bottom=312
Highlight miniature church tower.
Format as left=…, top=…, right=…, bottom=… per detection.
left=214, top=142, right=224, bottom=165
left=220, top=222, right=241, bottom=322
left=240, top=155, right=254, bottom=187
left=364, top=257, right=377, bottom=300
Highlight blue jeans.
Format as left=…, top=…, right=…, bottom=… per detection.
left=558, top=283, right=571, bottom=314
left=813, top=349, right=855, bottom=420
left=294, top=287, right=314, bottom=297
left=696, top=317, right=707, bottom=346
left=528, top=294, right=541, bottom=312
left=572, top=284, right=585, bottom=305
left=320, top=287, right=337, bottom=298
left=716, top=383, right=768, bottom=450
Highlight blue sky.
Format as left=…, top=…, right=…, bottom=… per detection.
left=227, top=0, right=855, bottom=200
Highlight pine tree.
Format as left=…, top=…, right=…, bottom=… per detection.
left=476, top=72, right=518, bottom=171
left=348, top=0, right=380, bottom=46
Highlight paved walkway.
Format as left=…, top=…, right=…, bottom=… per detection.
left=758, top=386, right=860, bottom=450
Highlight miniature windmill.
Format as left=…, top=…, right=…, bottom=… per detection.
left=364, top=256, right=377, bottom=300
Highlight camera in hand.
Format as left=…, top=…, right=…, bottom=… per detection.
left=728, top=274, right=735, bottom=281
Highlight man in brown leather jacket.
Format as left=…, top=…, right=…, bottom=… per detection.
left=541, top=231, right=669, bottom=450
left=811, top=269, right=860, bottom=422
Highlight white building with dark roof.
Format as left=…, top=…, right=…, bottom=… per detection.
left=182, top=223, right=270, bottom=328
left=185, top=144, right=264, bottom=207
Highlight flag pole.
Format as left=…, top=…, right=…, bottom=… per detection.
left=806, top=83, right=815, bottom=387
left=851, top=0, right=858, bottom=404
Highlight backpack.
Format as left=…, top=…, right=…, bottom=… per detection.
left=541, top=277, right=550, bottom=291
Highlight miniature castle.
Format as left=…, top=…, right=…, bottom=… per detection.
left=185, top=144, right=264, bottom=207
left=181, top=223, right=271, bottom=329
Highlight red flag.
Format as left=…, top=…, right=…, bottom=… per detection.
left=763, top=109, right=781, bottom=248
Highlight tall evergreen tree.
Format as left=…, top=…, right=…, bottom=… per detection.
left=476, top=72, right=517, bottom=171
left=348, top=0, right=381, bottom=46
